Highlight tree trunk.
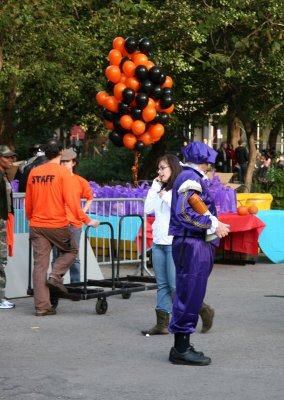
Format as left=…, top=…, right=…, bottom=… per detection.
left=244, top=121, right=257, bottom=192
left=230, top=117, right=241, bottom=149
left=268, top=122, right=282, bottom=150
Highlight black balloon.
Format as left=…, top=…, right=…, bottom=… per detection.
left=106, top=80, right=115, bottom=92
left=151, top=85, right=163, bottom=100
left=140, top=79, right=154, bottom=95
left=138, top=37, right=152, bottom=55
left=124, top=36, right=137, bottom=54
left=135, top=65, right=148, bottom=81
left=102, top=108, right=116, bottom=121
left=157, top=71, right=166, bottom=85
left=131, top=107, right=142, bottom=120
left=135, top=140, right=145, bottom=151
left=122, top=88, right=135, bottom=104
left=109, top=131, right=124, bottom=147
left=118, top=102, right=129, bottom=116
left=135, top=92, right=149, bottom=109
left=160, top=93, right=173, bottom=109
left=120, top=56, right=130, bottom=69
left=149, top=66, right=162, bottom=84
left=163, top=87, right=173, bottom=96
left=158, top=112, right=170, bottom=125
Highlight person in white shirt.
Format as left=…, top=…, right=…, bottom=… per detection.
left=141, top=154, right=182, bottom=335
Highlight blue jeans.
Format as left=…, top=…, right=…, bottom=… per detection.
left=152, top=244, right=176, bottom=313
left=52, top=226, right=81, bottom=283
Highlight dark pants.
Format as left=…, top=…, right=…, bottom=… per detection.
left=30, top=226, right=78, bottom=312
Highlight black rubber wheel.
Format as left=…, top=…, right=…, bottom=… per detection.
left=95, top=298, right=108, bottom=314
left=121, top=292, right=131, bottom=299
left=50, top=294, right=59, bottom=309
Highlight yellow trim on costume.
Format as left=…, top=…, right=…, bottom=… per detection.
left=181, top=192, right=211, bottom=229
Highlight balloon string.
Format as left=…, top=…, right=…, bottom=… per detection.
left=131, top=151, right=140, bottom=186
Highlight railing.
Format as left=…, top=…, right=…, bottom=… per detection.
left=13, top=193, right=149, bottom=273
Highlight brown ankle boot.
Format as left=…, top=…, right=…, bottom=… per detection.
left=141, top=310, right=170, bottom=335
left=199, top=302, right=215, bottom=333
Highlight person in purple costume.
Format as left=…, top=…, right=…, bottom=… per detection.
left=168, top=142, right=230, bottom=366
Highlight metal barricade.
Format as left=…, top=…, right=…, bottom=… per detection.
left=13, top=193, right=150, bottom=275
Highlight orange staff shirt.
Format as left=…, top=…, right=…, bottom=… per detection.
left=25, top=163, right=91, bottom=228
left=66, top=174, right=93, bottom=229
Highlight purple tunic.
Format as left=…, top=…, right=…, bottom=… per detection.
left=168, top=166, right=217, bottom=334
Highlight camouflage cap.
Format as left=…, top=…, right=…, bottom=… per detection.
left=0, top=145, right=17, bottom=157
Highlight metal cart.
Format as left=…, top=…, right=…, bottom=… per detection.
left=27, top=220, right=157, bottom=314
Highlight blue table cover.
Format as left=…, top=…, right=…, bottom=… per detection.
left=257, top=210, right=284, bottom=263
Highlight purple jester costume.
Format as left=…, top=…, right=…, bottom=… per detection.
left=168, top=142, right=218, bottom=366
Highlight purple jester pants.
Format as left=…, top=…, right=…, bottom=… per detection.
left=169, top=236, right=215, bottom=334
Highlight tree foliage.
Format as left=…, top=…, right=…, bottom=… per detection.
left=1, top=0, right=284, bottom=189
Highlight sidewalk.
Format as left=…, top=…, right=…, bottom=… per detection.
left=1, top=259, right=284, bottom=400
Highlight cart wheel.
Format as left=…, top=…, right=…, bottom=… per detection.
left=96, top=298, right=108, bottom=315
left=50, top=294, right=59, bottom=309
left=121, top=293, right=131, bottom=299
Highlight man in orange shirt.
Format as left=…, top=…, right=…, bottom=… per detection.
left=25, top=140, right=99, bottom=316
left=54, top=148, right=93, bottom=283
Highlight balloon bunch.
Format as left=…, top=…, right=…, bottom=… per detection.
left=96, top=36, right=174, bottom=152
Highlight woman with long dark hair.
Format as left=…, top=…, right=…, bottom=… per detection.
left=141, top=154, right=182, bottom=335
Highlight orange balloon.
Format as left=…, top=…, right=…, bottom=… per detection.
left=112, top=37, right=125, bottom=53
left=123, top=133, right=137, bottom=150
left=108, top=49, right=122, bottom=66
left=154, top=100, right=163, bottom=113
left=122, top=60, right=136, bottom=78
left=96, top=91, right=109, bottom=106
left=105, top=65, right=122, bottom=83
left=120, top=115, right=134, bottom=130
left=114, top=82, right=127, bottom=101
left=147, top=98, right=155, bottom=107
left=146, top=60, right=155, bottom=70
left=120, top=73, right=127, bottom=84
left=105, top=121, right=114, bottom=130
left=132, top=120, right=146, bottom=136
left=163, top=104, right=174, bottom=114
left=125, top=77, right=140, bottom=92
left=133, top=53, right=149, bottom=67
left=139, top=132, right=153, bottom=146
left=104, top=96, right=119, bottom=113
left=161, top=75, right=173, bottom=88
left=142, top=106, right=157, bottom=123
left=149, top=123, right=165, bottom=141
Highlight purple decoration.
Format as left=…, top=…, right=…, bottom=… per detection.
left=204, top=173, right=237, bottom=214
left=11, top=179, right=19, bottom=192
left=89, top=181, right=150, bottom=216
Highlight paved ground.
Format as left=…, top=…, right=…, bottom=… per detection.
left=1, top=258, right=284, bottom=400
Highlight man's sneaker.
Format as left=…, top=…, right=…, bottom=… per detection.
left=0, top=299, right=15, bottom=309
left=46, top=277, right=68, bottom=294
left=169, top=346, right=211, bottom=366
